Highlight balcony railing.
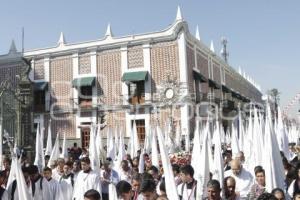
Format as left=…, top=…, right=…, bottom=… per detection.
left=128, top=93, right=145, bottom=105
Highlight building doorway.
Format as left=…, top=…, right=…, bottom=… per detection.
left=132, top=119, right=145, bottom=143
left=81, top=126, right=90, bottom=149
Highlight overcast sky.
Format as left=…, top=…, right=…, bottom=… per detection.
left=0, top=0, right=299, bottom=118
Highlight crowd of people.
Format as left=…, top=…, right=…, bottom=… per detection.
left=0, top=141, right=300, bottom=200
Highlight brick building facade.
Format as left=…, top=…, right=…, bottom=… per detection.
left=1, top=10, right=262, bottom=148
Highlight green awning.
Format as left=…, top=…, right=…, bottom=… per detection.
left=232, top=91, right=242, bottom=99
left=72, top=77, right=95, bottom=87
left=221, top=85, right=231, bottom=93
left=122, top=71, right=148, bottom=82
left=193, top=70, right=207, bottom=83
left=34, top=82, right=48, bottom=91
left=208, top=79, right=221, bottom=89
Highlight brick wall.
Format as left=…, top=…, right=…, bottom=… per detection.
left=196, top=51, right=209, bottom=94
left=96, top=49, right=122, bottom=106
left=186, top=45, right=195, bottom=94
left=34, top=59, right=45, bottom=80
left=49, top=55, right=73, bottom=111
left=79, top=53, right=91, bottom=74
left=150, top=41, right=180, bottom=93
left=51, top=113, right=76, bottom=138
left=128, top=45, right=144, bottom=69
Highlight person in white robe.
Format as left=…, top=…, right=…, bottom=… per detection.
left=72, top=157, right=102, bottom=200
left=7, top=167, right=33, bottom=200
left=119, top=160, right=133, bottom=183
left=52, top=158, right=65, bottom=181
left=224, top=159, right=253, bottom=199
left=177, top=165, right=197, bottom=200
left=59, top=161, right=75, bottom=200
left=28, top=165, right=52, bottom=200
left=43, top=167, right=63, bottom=200
left=72, top=160, right=81, bottom=182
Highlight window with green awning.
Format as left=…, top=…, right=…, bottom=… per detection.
left=122, top=71, right=148, bottom=82
left=208, top=79, right=221, bottom=89
left=72, top=77, right=95, bottom=87
left=221, top=85, right=231, bottom=93
left=193, top=70, right=207, bottom=82
left=34, top=82, right=48, bottom=91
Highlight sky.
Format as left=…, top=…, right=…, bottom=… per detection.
left=0, top=0, right=299, bottom=119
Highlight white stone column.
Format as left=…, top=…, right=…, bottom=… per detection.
left=44, top=56, right=50, bottom=111
left=178, top=31, right=190, bottom=136
left=121, top=46, right=131, bottom=137
left=90, top=50, right=97, bottom=107
left=44, top=56, right=50, bottom=82
left=72, top=53, right=79, bottom=109
left=143, top=43, right=151, bottom=103
left=121, top=46, right=128, bottom=105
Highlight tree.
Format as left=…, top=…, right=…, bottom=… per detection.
left=268, top=88, right=280, bottom=105
left=268, top=88, right=280, bottom=119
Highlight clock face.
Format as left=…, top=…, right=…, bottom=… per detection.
left=165, top=88, right=174, bottom=99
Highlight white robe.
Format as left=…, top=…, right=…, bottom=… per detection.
left=119, top=169, right=133, bottom=183
left=1, top=189, right=9, bottom=200
left=47, top=178, right=63, bottom=200
left=32, top=177, right=52, bottom=200
left=224, top=168, right=253, bottom=198
left=52, top=168, right=63, bottom=182
left=177, top=182, right=197, bottom=200
left=7, top=181, right=33, bottom=200
left=72, top=170, right=102, bottom=200
left=59, top=174, right=74, bottom=200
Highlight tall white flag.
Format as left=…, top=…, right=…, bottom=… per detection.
left=34, top=123, right=44, bottom=172
left=48, top=133, right=60, bottom=167
left=96, top=124, right=104, bottom=162
left=156, top=126, right=179, bottom=200
left=14, top=157, right=32, bottom=200
left=212, top=122, right=224, bottom=188
left=89, top=124, right=100, bottom=172
left=45, top=120, right=52, bottom=156
left=132, top=120, right=140, bottom=157
left=151, top=127, right=159, bottom=168
left=263, top=104, right=285, bottom=192
left=60, top=131, right=68, bottom=159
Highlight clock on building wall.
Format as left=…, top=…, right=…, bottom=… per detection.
left=165, top=88, right=175, bottom=99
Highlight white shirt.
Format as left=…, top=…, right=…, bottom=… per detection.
left=32, top=176, right=52, bottom=200
left=72, top=169, right=102, bottom=200
left=59, top=174, right=74, bottom=200
left=47, top=178, right=63, bottom=200
left=119, top=168, right=133, bottom=183
left=177, top=182, right=197, bottom=200
left=224, top=167, right=253, bottom=198
left=52, top=167, right=63, bottom=182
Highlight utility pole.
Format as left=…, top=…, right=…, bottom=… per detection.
left=221, top=37, right=229, bottom=63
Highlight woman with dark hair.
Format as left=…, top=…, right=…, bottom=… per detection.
left=249, top=166, right=266, bottom=200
